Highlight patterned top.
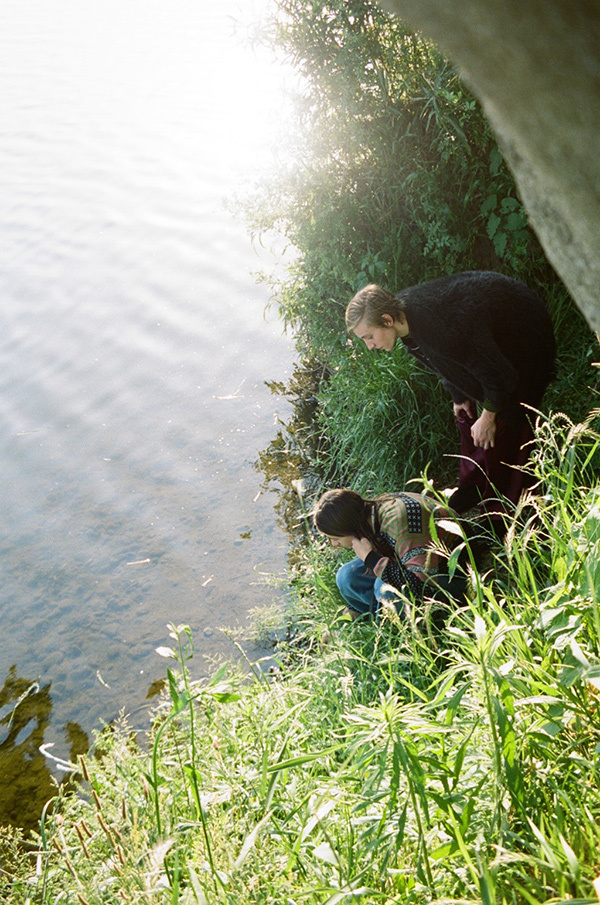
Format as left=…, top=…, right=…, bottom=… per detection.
left=366, top=492, right=453, bottom=600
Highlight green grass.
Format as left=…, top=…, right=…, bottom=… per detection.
left=314, top=343, right=457, bottom=492
left=4, top=410, right=600, bottom=905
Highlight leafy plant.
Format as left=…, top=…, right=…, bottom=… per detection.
left=241, top=0, right=555, bottom=357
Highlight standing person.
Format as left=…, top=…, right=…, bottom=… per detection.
left=345, top=271, right=556, bottom=533
left=312, top=488, right=469, bottom=620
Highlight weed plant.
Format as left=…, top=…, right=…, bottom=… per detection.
left=314, top=343, right=458, bottom=492
left=6, top=411, right=600, bottom=904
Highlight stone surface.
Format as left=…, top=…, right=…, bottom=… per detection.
left=382, top=0, right=600, bottom=332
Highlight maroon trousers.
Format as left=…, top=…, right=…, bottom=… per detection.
left=456, top=412, right=536, bottom=521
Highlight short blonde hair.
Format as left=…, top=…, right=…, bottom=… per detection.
left=345, top=283, right=405, bottom=331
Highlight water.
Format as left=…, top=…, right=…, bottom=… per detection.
left=0, top=0, right=295, bottom=822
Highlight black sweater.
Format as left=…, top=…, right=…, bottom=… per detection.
left=399, top=271, right=556, bottom=424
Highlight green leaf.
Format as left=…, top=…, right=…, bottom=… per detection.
left=500, top=196, right=520, bottom=211
left=506, top=211, right=527, bottom=231
left=489, top=146, right=503, bottom=175
left=209, top=689, right=242, bottom=704
left=480, top=195, right=498, bottom=214
left=430, top=839, right=460, bottom=860
left=487, top=212, right=501, bottom=238
left=493, top=231, right=507, bottom=256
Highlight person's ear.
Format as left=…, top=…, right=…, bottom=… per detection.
left=381, top=313, right=394, bottom=327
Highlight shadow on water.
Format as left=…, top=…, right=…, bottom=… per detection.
left=0, top=667, right=87, bottom=834
left=0, top=666, right=167, bottom=836
left=0, top=365, right=324, bottom=837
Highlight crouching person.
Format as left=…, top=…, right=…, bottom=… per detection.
left=312, top=488, right=471, bottom=621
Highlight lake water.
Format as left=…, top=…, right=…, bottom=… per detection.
left=0, top=0, right=296, bottom=821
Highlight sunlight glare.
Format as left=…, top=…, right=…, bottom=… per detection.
left=96, top=0, right=294, bottom=185
left=8, top=0, right=295, bottom=191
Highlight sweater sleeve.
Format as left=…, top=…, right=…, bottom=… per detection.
left=364, top=550, right=387, bottom=576
left=441, top=376, right=472, bottom=404
left=364, top=549, right=422, bottom=600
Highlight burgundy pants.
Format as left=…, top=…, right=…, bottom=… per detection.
left=456, top=412, right=536, bottom=520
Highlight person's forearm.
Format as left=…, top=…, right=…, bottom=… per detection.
left=364, top=549, right=388, bottom=576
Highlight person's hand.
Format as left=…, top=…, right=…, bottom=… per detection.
left=453, top=399, right=475, bottom=422
left=352, top=537, right=374, bottom=560
left=471, top=409, right=497, bottom=449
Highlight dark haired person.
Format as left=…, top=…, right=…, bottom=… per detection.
left=346, top=271, right=556, bottom=534
left=313, top=488, right=469, bottom=619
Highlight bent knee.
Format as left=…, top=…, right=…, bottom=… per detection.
left=336, top=556, right=366, bottom=584
left=336, top=559, right=356, bottom=593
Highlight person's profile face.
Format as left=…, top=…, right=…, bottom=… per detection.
left=323, top=533, right=354, bottom=550
left=353, top=315, right=397, bottom=351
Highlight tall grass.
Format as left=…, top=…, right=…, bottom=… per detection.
left=314, top=343, right=457, bottom=492
left=6, top=411, right=600, bottom=904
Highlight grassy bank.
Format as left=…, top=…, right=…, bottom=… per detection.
left=4, top=408, right=600, bottom=904
left=4, top=2, right=600, bottom=898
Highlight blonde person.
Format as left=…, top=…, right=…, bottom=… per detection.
left=346, top=271, right=556, bottom=536
left=313, top=488, right=469, bottom=620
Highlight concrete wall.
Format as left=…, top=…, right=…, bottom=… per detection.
left=382, top=0, right=600, bottom=331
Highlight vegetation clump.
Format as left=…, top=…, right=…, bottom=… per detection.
left=4, top=412, right=600, bottom=903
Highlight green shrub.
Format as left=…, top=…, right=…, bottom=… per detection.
left=242, top=0, right=556, bottom=356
